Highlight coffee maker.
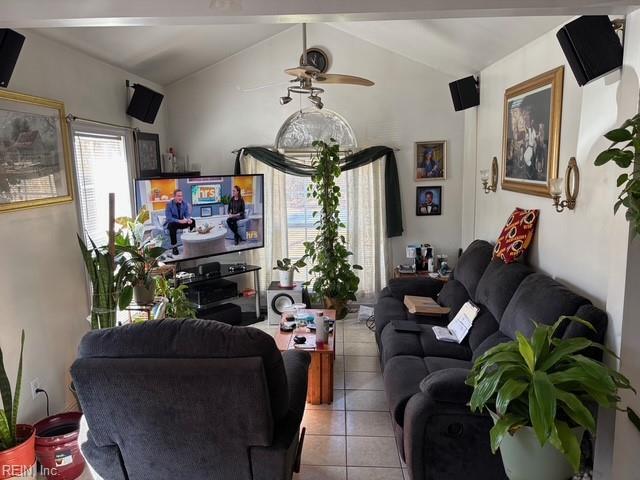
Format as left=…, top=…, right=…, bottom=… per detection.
left=410, top=243, right=435, bottom=272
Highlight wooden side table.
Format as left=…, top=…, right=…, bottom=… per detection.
left=393, top=268, right=449, bottom=282
left=274, top=309, right=336, bottom=405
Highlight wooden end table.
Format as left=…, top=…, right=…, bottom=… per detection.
left=393, top=267, right=449, bottom=282
left=274, top=309, right=336, bottom=405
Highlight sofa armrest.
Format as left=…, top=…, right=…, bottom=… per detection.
left=418, top=368, right=474, bottom=404
left=387, top=277, right=444, bottom=302
left=78, top=416, right=128, bottom=480
left=282, top=349, right=311, bottom=417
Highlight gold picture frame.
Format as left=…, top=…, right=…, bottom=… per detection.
left=501, top=67, right=564, bottom=197
left=415, top=140, right=446, bottom=180
left=0, top=90, right=73, bottom=213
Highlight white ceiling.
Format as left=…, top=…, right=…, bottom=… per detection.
left=33, top=16, right=570, bottom=86
left=35, top=24, right=291, bottom=86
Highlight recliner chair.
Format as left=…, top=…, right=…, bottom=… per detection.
left=71, top=318, right=310, bottom=480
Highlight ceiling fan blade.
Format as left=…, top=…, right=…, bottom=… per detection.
left=313, top=73, right=374, bottom=86
left=285, top=66, right=320, bottom=78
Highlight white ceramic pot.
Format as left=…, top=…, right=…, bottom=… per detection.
left=279, top=269, right=294, bottom=287
left=500, top=426, right=584, bottom=480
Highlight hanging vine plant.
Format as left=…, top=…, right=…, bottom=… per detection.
left=595, top=113, right=640, bottom=235
left=304, top=139, right=362, bottom=319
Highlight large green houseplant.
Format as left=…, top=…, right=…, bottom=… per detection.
left=0, top=330, right=36, bottom=477
left=595, top=113, right=640, bottom=235
left=303, top=139, right=362, bottom=319
left=467, top=316, right=634, bottom=479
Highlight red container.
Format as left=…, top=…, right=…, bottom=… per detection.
left=34, top=412, right=85, bottom=480
left=0, top=424, right=36, bottom=480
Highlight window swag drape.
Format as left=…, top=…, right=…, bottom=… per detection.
left=234, top=146, right=403, bottom=238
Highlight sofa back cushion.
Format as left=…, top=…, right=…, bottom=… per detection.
left=500, top=273, right=590, bottom=339
left=451, top=240, right=494, bottom=299
left=475, top=259, right=533, bottom=321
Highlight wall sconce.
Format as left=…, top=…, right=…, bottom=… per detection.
left=550, top=157, right=580, bottom=212
left=480, top=156, right=498, bottom=194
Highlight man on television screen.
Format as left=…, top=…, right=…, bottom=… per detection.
left=165, top=189, right=195, bottom=255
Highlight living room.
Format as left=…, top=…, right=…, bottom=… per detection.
left=1, top=1, right=640, bottom=479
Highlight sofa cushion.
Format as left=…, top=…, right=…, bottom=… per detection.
left=438, top=279, right=471, bottom=320
left=500, top=273, right=590, bottom=340
left=384, top=356, right=428, bottom=425
left=467, top=310, right=500, bottom=352
left=423, top=356, right=473, bottom=374
left=472, top=331, right=513, bottom=361
left=474, top=259, right=533, bottom=321
left=374, top=295, right=407, bottom=347
left=451, top=240, right=494, bottom=299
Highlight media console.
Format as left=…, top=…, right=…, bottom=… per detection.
left=176, top=263, right=262, bottom=322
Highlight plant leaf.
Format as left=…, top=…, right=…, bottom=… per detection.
left=0, top=336, right=14, bottom=443
left=490, top=414, right=526, bottom=453
left=594, top=149, right=619, bottom=166
left=529, top=371, right=556, bottom=445
left=618, top=173, right=629, bottom=187
left=554, top=420, right=581, bottom=473
left=0, top=410, right=12, bottom=449
left=555, top=388, right=596, bottom=432
left=538, top=337, right=593, bottom=371
left=495, top=379, right=529, bottom=416
left=517, top=332, right=536, bottom=372
left=605, top=128, right=633, bottom=143
left=628, top=408, right=640, bottom=433
left=10, top=330, right=24, bottom=441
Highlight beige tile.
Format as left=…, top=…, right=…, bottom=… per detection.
left=403, top=467, right=412, bottom=480
left=344, top=342, right=379, bottom=356
left=343, top=330, right=376, bottom=343
left=302, top=435, right=346, bottom=466
left=334, top=369, right=345, bottom=389
left=346, top=411, right=394, bottom=437
left=347, top=466, right=404, bottom=480
left=334, top=355, right=345, bottom=372
left=346, top=436, right=401, bottom=467
left=345, top=372, right=384, bottom=390
left=295, top=465, right=347, bottom=480
left=302, top=410, right=346, bottom=435
left=345, top=355, right=381, bottom=372
left=306, top=389, right=345, bottom=411
left=344, top=390, right=388, bottom=411
left=334, top=342, right=344, bottom=355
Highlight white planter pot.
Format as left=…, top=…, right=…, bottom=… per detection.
left=500, top=426, right=584, bottom=480
left=279, top=269, right=294, bottom=287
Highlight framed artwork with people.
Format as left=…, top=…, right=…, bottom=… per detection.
left=416, top=186, right=442, bottom=216
left=502, top=67, right=564, bottom=197
left=415, top=140, right=446, bottom=180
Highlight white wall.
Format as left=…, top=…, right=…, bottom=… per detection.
left=464, top=12, right=640, bottom=477
left=0, top=29, right=167, bottom=423
left=166, top=23, right=466, bottom=267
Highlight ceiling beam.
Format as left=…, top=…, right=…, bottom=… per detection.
left=0, top=0, right=635, bottom=28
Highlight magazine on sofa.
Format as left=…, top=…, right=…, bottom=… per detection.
left=432, top=301, right=479, bottom=343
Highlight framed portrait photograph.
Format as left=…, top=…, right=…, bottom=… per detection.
left=200, top=206, right=212, bottom=217
left=135, top=132, right=161, bottom=178
left=0, top=90, right=73, bottom=213
left=416, top=186, right=442, bottom=216
left=502, top=67, right=564, bottom=196
left=415, top=140, right=446, bottom=180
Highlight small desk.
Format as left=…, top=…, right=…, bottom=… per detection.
left=275, top=309, right=336, bottom=405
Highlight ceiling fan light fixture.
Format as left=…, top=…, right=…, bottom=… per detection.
left=309, top=95, right=323, bottom=109
left=280, top=95, right=292, bottom=105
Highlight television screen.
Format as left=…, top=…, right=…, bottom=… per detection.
left=134, top=174, right=264, bottom=262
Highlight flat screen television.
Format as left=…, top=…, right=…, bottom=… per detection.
left=134, top=174, right=264, bottom=262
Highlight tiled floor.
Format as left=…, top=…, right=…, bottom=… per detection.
left=254, top=314, right=409, bottom=480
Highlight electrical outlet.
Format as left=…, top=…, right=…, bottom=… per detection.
left=30, top=378, right=40, bottom=400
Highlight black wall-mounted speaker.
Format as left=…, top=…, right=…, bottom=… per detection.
left=0, top=29, right=25, bottom=88
left=449, top=76, right=479, bottom=111
left=126, top=83, right=164, bottom=124
left=557, top=16, right=623, bottom=86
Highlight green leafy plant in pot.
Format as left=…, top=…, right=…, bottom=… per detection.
left=466, top=316, right=634, bottom=480
left=155, top=277, right=196, bottom=318
left=114, top=207, right=165, bottom=306
left=0, top=330, right=36, bottom=479
left=273, top=257, right=306, bottom=288
left=220, top=194, right=231, bottom=215
left=303, top=139, right=362, bottom=319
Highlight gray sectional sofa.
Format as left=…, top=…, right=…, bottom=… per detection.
left=374, top=240, right=608, bottom=480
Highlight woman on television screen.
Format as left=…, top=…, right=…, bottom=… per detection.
left=227, top=185, right=246, bottom=245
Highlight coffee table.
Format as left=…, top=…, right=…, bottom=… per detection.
left=274, top=309, right=336, bottom=405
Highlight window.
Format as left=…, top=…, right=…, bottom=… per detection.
left=72, top=127, right=134, bottom=245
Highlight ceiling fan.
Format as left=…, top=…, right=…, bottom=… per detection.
left=280, top=24, right=374, bottom=109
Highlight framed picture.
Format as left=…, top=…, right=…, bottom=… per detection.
left=415, top=141, right=446, bottom=180
left=201, top=206, right=212, bottom=217
left=136, top=132, right=161, bottom=178
left=502, top=67, right=564, bottom=196
left=416, top=186, right=442, bottom=216
left=0, top=90, right=73, bottom=213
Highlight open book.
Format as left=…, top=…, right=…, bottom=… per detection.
left=432, top=301, right=480, bottom=343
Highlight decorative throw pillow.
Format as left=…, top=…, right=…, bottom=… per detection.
left=493, top=208, right=539, bottom=264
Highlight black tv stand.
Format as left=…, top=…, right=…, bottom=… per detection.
left=177, top=263, right=262, bottom=320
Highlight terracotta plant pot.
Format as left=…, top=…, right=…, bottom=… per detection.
left=0, top=424, right=36, bottom=480
left=323, top=297, right=348, bottom=320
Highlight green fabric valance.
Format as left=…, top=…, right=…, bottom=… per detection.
left=234, top=146, right=403, bottom=238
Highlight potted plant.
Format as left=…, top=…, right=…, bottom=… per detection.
left=155, top=277, right=196, bottom=318
left=304, top=139, right=362, bottom=319
left=273, top=257, right=306, bottom=288
left=466, top=316, right=634, bottom=480
left=0, top=330, right=36, bottom=480
left=595, top=113, right=640, bottom=235
left=114, top=208, right=165, bottom=305
left=219, top=195, right=231, bottom=215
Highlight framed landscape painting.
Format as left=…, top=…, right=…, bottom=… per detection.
left=416, top=140, right=446, bottom=180
left=502, top=66, right=563, bottom=196
left=0, top=90, right=73, bottom=213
